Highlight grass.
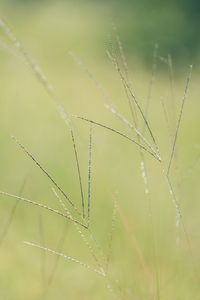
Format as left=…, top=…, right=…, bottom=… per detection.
left=0, top=3, right=200, bottom=299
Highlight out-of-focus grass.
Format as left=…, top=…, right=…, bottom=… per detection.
left=0, top=2, right=200, bottom=300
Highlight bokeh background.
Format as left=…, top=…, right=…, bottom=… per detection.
left=0, top=0, right=200, bottom=299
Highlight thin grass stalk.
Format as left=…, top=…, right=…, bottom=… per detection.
left=96, top=165, right=154, bottom=293
left=69, top=51, right=113, bottom=106
left=24, top=241, right=105, bottom=277
left=164, top=168, right=200, bottom=285
left=72, top=115, right=161, bottom=161
left=70, top=129, right=85, bottom=218
left=105, top=278, right=119, bottom=300
left=143, top=43, right=158, bottom=137
left=52, top=188, right=104, bottom=272
left=181, top=151, right=200, bottom=184
left=161, top=152, right=200, bottom=285
left=105, top=104, right=159, bottom=159
left=115, top=33, right=131, bottom=88
left=38, top=213, right=46, bottom=290
left=0, top=191, right=87, bottom=229
left=0, top=36, right=24, bottom=62
left=168, top=54, right=176, bottom=125
left=48, top=222, right=68, bottom=286
left=114, top=34, right=138, bottom=126
left=106, top=49, right=158, bottom=149
left=180, top=217, right=200, bottom=286
left=167, top=55, right=180, bottom=179
left=0, top=177, right=27, bottom=246
left=160, top=96, right=171, bottom=140
left=139, top=45, right=158, bottom=213
left=0, top=17, right=71, bottom=126
left=106, top=200, right=117, bottom=274
left=167, top=65, right=192, bottom=177
left=87, top=124, right=93, bottom=226
left=12, top=135, right=81, bottom=215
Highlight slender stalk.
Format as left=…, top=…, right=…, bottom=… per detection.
left=69, top=51, right=113, bottom=106
left=12, top=135, right=81, bottom=215
left=167, top=65, right=192, bottom=177
left=48, top=222, right=68, bottom=286
left=24, top=241, right=105, bottom=277
left=107, top=50, right=158, bottom=149
left=38, top=213, right=46, bottom=290
left=87, top=124, right=93, bottom=226
left=72, top=115, right=161, bottom=161
left=105, top=104, right=159, bottom=158
left=70, top=129, right=85, bottom=218
left=106, top=200, right=117, bottom=274
left=0, top=191, right=87, bottom=229
left=52, top=187, right=102, bottom=268
left=0, top=177, right=27, bottom=246
left=143, top=43, right=158, bottom=134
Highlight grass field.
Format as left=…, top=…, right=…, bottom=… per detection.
left=0, top=2, right=200, bottom=299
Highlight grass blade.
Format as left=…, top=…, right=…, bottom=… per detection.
left=52, top=187, right=104, bottom=271
left=0, top=177, right=27, bottom=246
left=143, top=43, right=158, bottom=134
left=105, top=104, right=159, bottom=158
left=72, top=115, right=161, bottom=161
left=167, top=65, right=192, bottom=177
left=87, top=124, right=93, bottom=226
left=106, top=49, right=158, bottom=149
left=70, top=129, right=85, bottom=218
left=38, top=213, right=46, bottom=290
left=12, top=135, right=81, bottom=215
left=24, top=241, right=105, bottom=277
left=114, top=31, right=138, bottom=126
left=106, top=200, right=117, bottom=274
left=0, top=191, right=87, bottom=229
left=69, top=51, right=113, bottom=106
left=48, top=222, right=68, bottom=286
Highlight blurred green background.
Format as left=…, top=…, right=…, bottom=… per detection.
left=0, top=0, right=200, bottom=299
left=1, top=0, right=200, bottom=66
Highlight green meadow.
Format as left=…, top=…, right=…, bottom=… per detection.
left=0, top=1, right=200, bottom=299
